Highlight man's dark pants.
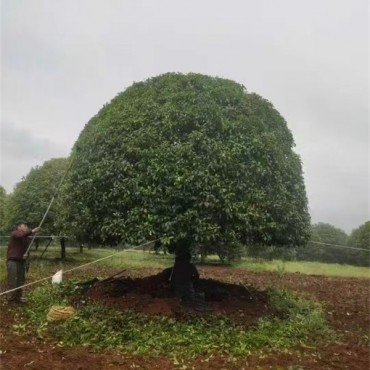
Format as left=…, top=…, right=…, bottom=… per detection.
left=7, top=260, right=26, bottom=302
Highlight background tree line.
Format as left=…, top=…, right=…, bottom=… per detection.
left=1, top=158, right=368, bottom=266
left=0, top=158, right=68, bottom=236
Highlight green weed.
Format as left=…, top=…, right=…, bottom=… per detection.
left=22, top=283, right=333, bottom=359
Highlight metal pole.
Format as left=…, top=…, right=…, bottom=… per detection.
left=38, top=237, right=54, bottom=259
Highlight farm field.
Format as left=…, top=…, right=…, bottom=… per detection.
left=0, top=246, right=369, bottom=369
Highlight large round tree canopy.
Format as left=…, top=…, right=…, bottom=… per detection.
left=61, top=73, right=310, bottom=252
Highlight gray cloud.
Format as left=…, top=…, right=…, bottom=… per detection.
left=1, top=0, right=368, bottom=232
left=0, top=123, right=69, bottom=191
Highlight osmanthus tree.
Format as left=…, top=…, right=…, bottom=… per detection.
left=5, top=158, right=68, bottom=235
left=60, top=73, right=310, bottom=259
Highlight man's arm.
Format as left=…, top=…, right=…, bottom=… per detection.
left=13, top=227, right=40, bottom=239
left=22, top=227, right=41, bottom=259
left=12, top=229, right=32, bottom=238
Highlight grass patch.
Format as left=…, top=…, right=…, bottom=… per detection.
left=0, top=245, right=173, bottom=282
left=234, top=258, right=370, bottom=278
left=1, top=245, right=368, bottom=283
left=21, top=281, right=333, bottom=359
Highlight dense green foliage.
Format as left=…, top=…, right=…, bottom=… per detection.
left=297, top=222, right=369, bottom=266
left=297, top=222, right=348, bottom=263
left=23, top=282, right=330, bottom=358
left=348, top=221, right=370, bottom=250
left=5, top=158, right=68, bottom=234
left=60, top=73, right=310, bottom=258
left=0, top=186, right=7, bottom=234
left=347, top=221, right=370, bottom=266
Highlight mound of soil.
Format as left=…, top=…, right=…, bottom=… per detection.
left=84, top=270, right=271, bottom=324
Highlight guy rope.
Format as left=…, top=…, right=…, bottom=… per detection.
left=0, top=239, right=158, bottom=297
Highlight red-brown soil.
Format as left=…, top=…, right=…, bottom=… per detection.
left=1, top=266, right=369, bottom=369
left=85, top=270, right=271, bottom=324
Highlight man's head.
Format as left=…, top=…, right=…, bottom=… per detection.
left=16, top=223, right=29, bottom=232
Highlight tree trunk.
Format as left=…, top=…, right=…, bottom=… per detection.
left=61, top=238, right=66, bottom=261
left=200, top=252, right=206, bottom=264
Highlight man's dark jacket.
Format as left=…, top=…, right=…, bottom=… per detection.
left=7, top=230, right=32, bottom=260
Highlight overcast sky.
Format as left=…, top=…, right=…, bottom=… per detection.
left=1, top=0, right=368, bottom=233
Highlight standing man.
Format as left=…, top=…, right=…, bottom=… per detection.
left=7, top=223, right=40, bottom=303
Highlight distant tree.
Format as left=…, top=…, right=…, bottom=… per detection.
left=296, top=222, right=368, bottom=265
left=348, top=221, right=370, bottom=250
left=0, top=185, right=7, bottom=235
left=311, top=222, right=348, bottom=245
left=5, top=158, right=68, bottom=235
left=347, top=221, right=370, bottom=266
left=296, top=224, right=326, bottom=262
left=60, top=73, right=310, bottom=260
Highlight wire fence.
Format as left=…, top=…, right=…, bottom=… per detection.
left=0, top=235, right=368, bottom=298
left=0, top=239, right=158, bottom=297
left=1, top=235, right=368, bottom=266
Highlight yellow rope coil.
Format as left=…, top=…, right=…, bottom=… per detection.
left=47, top=305, right=76, bottom=321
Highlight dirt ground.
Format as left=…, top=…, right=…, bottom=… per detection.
left=85, top=270, right=272, bottom=324
left=0, top=266, right=369, bottom=369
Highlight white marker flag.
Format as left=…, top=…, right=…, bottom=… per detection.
left=52, top=270, right=63, bottom=284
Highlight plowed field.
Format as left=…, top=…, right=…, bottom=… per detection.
left=1, top=266, right=369, bottom=369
